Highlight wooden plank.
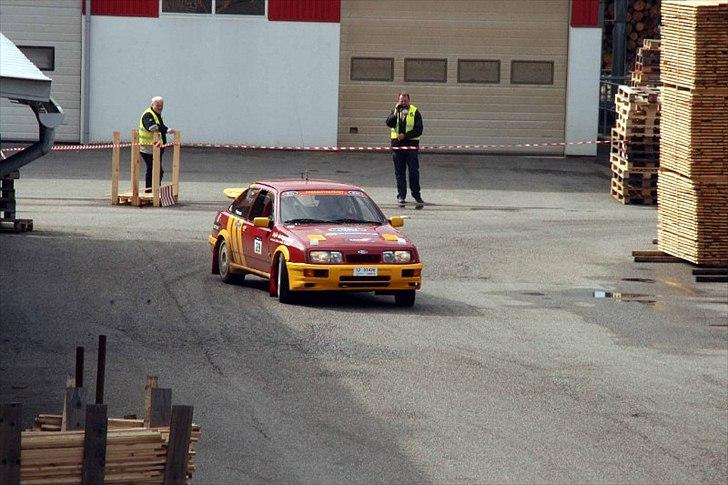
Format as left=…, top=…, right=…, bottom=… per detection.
left=172, top=131, right=180, bottom=199
left=81, top=404, right=107, bottom=485
left=149, top=389, right=172, bottom=428
left=111, top=131, right=120, bottom=205
left=152, top=132, right=161, bottom=208
left=62, top=387, right=86, bottom=431
left=1, top=403, right=22, bottom=485
left=163, top=406, right=193, bottom=485
left=131, top=130, right=141, bottom=207
left=144, top=376, right=159, bottom=428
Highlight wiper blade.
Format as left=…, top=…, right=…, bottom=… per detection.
left=283, top=218, right=327, bottom=225
left=327, top=218, right=381, bottom=224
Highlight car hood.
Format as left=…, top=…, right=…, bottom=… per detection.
left=284, top=224, right=414, bottom=249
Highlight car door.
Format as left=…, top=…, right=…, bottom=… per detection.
left=243, top=189, right=275, bottom=272
left=228, top=187, right=259, bottom=267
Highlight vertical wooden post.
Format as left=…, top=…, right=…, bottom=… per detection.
left=62, top=385, right=86, bottom=431
left=144, top=375, right=159, bottom=428
left=149, top=388, right=173, bottom=428
left=131, top=129, right=140, bottom=206
left=172, top=130, right=181, bottom=200
left=82, top=404, right=107, bottom=485
left=95, top=335, right=106, bottom=405
left=111, top=131, right=120, bottom=205
left=0, top=403, right=22, bottom=485
left=152, top=132, right=161, bottom=207
left=164, top=405, right=193, bottom=485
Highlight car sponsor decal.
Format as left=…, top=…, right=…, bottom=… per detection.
left=349, top=238, right=372, bottom=242
left=326, top=227, right=369, bottom=234
left=254, top=237, right=263, bottom=255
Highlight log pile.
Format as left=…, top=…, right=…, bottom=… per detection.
left=657, top=0, right=728, bottom=266
left=631, top=39, right=661, bottom=86
left=610, top=85, right=661, bottom=205
left=602, top=0, right=662, bottom=73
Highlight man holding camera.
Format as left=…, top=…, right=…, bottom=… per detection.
left=386, top=92, right=424, bottom=205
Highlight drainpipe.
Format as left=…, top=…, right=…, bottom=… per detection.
left=0, top=99, right=65, bottom=177
left=80, top=0, right=91, bottom=144
left=612, top=0, right=627, bottom=78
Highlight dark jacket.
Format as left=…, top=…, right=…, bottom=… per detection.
left=386, top=107, right=423, bottom=147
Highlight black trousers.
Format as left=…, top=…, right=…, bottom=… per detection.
left=392, top=149, right=420, bottom=200
left=141, top=149, right=165, bottom=189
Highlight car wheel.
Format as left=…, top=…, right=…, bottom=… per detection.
left=277, top=256, right=293, bottom=304
left=218, top=239, right=236, bottom=284
left=394, top=290, right=416, bottom=307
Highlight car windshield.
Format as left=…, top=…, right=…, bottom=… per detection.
left=280, top=190, right=385, bottom=225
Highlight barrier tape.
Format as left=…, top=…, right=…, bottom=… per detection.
left=0, top=138, right=615, bottom=154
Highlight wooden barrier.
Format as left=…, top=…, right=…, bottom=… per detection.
left=111, top=130, right=181, bottom=207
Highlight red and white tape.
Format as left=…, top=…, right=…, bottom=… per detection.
left=1, top=138, right=613, bottom=154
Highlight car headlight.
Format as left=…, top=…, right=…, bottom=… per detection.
left=382, top=250, right=411, bottom=263
left=309, top=250, right=343, bottom=264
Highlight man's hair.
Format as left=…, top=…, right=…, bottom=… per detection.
left=398, top=92, right=410, bottom=99
left=151, top=96, right=164, bottom=104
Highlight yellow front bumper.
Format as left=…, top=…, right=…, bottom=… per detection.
left=286, top=262, right=423, bottom=292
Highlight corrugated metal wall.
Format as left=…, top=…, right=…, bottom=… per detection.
left=338, top=0, right=570, bottom=153
left=0, top=0, right=82, bottom=142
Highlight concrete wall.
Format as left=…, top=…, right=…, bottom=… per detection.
left=88, top=15, right=340, bottom=145
left=564, top=26, right=601, bottom=156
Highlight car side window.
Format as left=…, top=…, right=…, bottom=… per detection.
left=230, top=188, right=259, bottom=218
left=249, top=190, right=274, bottom=221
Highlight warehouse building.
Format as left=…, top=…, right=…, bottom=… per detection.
left=0, top=0, right=601, bottom=155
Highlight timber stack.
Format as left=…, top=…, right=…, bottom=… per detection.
left=602, top=0, right=662, bottom=73
left=631, top=39, right=661, bottom=87
left=610, top=84, right=661, bottom=205
left=658, top=0, right=728, bottom=266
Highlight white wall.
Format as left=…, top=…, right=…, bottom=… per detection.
left=89, top=15, right=340, bottom=145
left=565, top=26, right=601, bottom=156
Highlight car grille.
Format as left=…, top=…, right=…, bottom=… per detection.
left=345, top=254, right=381, bottom=264
left=338, top=275, right=390, bottom=288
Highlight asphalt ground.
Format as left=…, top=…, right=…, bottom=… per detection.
left=1, top=146, right=726, bottom=484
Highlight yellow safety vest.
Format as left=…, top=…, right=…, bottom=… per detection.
left=391, top=104, right=419, bottom=140
left=139, top=108, right=162, bottom=146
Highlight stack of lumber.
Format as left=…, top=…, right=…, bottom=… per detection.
left=610, top=85, right=661, bottom=205
left=631, top=39, right=661, bottom=87
left=660, top=0, right=728, bottom=89
left=658, top=0, right=728, bottom=266
left=22, top=415, right=201, bottom=484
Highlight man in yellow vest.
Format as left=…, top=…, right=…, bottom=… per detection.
left=386, top=92, right=424, bottom=205
left=139, top=96, right=174, bottom=192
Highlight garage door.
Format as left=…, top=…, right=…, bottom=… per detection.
left=0, top=1, right=81, bottom=142
left=338, top=0, right=569, bottom=154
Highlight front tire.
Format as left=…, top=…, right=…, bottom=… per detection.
left=394, top=290, right=416, bottom=307
left=277, top=256, right=293, bottom=304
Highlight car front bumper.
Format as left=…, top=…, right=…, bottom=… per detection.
left=286, top=262, right=423, bottom=292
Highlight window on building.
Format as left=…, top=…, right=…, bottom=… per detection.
left=350, top=58, right=394, bottom=82
left=404, top=58, right=447, bottom=83
left=163, top=0, right=212, bottom=13
left=510, top=61, right=554, bottom=85
left=162, top=0, right=264, bottom=15
left=458, top=60, right=500, bottom=84
left=216, top=0, right=264, bottom=15
left=17, top=46, right=55, bottom=71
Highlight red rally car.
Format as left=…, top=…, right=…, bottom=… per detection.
left=208, top=179, right=423, bottom=306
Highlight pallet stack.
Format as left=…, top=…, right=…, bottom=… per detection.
left=658, top=0, right=728, bottom=265
left=610, top=85, right=661, bottom=205
left=630, top=39, right=661, bottom=87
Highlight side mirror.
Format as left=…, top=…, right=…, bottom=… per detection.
left=253, top=216, right=272, bottom=228
left=388, top=216, right=404, bottom=227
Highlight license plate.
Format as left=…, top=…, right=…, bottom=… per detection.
left=354, top=267, right=377, bottom=277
